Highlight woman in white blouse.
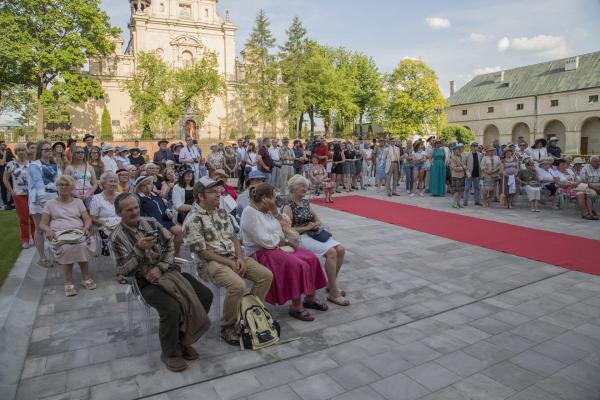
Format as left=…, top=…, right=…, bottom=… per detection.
left=90, top=172, right=120, bottom=257
left=240, top=183, right=328, bottom=322
left=528, top=138, right=548, bottom=163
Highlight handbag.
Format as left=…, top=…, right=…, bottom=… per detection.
left=306, top=228, right=332, bottom=243
left=53, top=229, right=86, bottom=245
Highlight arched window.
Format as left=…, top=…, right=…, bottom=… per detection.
left=181, top=51, right=193, bottom=66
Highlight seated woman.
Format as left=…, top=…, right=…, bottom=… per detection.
left=172, top=167, right=195, bottom=224
left=518, top=159, right=542, bottom=212
left=116, top=168, right=132, bottom=193
left=159, top=168, right=177, bottom=202
left=240, top=183, right=328, bottom=321
left=135, top=175, right=183, bottom=256
left=555, top=159, right=578, bottom=206
left=283, top=175, right=349, bottom=306
left=90, top=172, right=120, bottom=257
left=39, top=175, right=97, bottom=297
left=536, top=158, right=558, bottom=198
left=308, top=156, right=333, bottom=203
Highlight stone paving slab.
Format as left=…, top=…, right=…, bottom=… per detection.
left=3, top=189, right=599, bottom=399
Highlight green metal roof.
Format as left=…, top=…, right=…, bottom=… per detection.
left=448, top=51, right=600, bottom=106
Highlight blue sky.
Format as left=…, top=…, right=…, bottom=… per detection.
left=98, top=0, right=600, bottom=97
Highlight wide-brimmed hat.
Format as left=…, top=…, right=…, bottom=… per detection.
left=140, top=147, right=148, bottom=153
left=484, top=145, right=495, bottom=152
left=503, top=147, right=514, bottom=156
left=213, top=169, right=228, bottom=179
left=572, top=157, right=585, bottom=165
left=247, top=170, right=267, bottom=181
left=157, top=139, right=169, bottom=146
left=101, top=144, right=114, bottom=153
left=133, top=175, right=154, bottom=192
left=538, top=158, right=553, bottom=165
left=129, top=147, right=140, bottom=153
left=549, top=136, right=559, bottom=143
left=117, top=145, right=128, bottom=153
left=534, top=138, right=547, bottom=147
left=83, top=134, right=95, bottom=141
left=193, top=176, right=224, bottom=197
left=172, top=142, right=183, bottom=150
left=52, top=141, right=66, bottom=150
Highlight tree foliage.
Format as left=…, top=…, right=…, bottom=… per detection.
left=440, top=124, right=475, bottom=144
left=382, top=59, right=445, bottom=138
left=124, top=51, right=223, bottom=136
left=241, top=10, right=281, bottom=135
left=279, top=16, right=309, bottom=138
left=0, top=0, right=120, bottom=134
left=353, top=55, right=384, bottom=138
left=100, top=105, right=112, bottom=140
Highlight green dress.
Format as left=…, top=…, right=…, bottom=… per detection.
left=429, top=148, right=446, bottom=196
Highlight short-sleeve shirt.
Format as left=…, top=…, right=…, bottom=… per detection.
left=89, top=193, right=117, bottom=219
left=581, top=165, right=600, bottom=185
left=313, top=144, right=329, bottom=166
left=6, top=160, right=30, bottom=195
left=257, top=146, right=273, bottom=172
left=43, top=198, right=86, bottom=231
left=182, top=203, right=236, bottom=257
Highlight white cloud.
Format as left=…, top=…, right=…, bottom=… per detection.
left=496, top=35, right=568, bottom=57
left=425, top=17, right=451, bottom=30
left=497, top=37, right=510, bottom=52
left=466, top=33, right=494, bottom=44
left=472, top=66, right=502, bottom=76
left=402, top=56, right=422, bottom=61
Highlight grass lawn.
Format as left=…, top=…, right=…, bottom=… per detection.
left=0, top=211, right=23, bottom=288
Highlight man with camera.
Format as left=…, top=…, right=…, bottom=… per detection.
left=179, top=136, right=204, bottom=179
left=109, top=192, right=213, bottom=372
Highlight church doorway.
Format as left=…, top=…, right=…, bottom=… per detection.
left=581, top=116, right=600, bottom=155
left=543, top=120, right=566, bottom=151
left=483, top=124, right=499, bottom=146
left=184, top=119, right=197, bottom=140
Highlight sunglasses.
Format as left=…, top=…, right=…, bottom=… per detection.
left=75, top=151, right=85, bottom=154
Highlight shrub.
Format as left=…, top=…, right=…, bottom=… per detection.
left=100, top=105, right=113, bottom=140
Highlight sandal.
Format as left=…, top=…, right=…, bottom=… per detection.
left=326, top=287, right=346, bottom=297
left=327, top=295, right=350, bottom=306
left=65, top=284, right=78, bottom=297
left=38, top=259, right=52, bottom=268
left=303, top=299, right=329, bottom=311
left=82, top=279, right=97, bottom=290
left=289, top=308, right=314, bottom=321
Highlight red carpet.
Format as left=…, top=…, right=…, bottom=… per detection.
left=312, top=195, right=600, bottom=276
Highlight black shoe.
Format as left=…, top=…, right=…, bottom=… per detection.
left=220, top=327, right=240, bottom=346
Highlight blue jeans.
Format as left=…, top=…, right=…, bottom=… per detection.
left=404, top=165, right=414, bottom=191
left=464, top=177, right=481, bottom=204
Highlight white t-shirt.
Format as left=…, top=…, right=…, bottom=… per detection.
left=102, top=156, right=118, bottom=173
left=536, top=167, right=555, bottom=183
left=179, top=145, right=201, bottom=163
left=268, top=146, right=280, bottom=161
left=413, top=150, right=426, bottom=162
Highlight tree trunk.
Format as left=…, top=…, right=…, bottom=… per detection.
left=359, top=112, right=364, bottom=140
left=308, top=106, right=315, bottom=138
left=296, top=112, right=303, bottom=139
left=36, top=82, right=44, bottom=137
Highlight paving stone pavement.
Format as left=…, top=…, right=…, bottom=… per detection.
left=6, top=187, right=600, bottom=400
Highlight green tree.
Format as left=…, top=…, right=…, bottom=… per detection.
left=100, top=105, right=112, bottom=140
left=247, top=127, right=256, bottom=139
left=303, top=42, right=337, bottom=137
left=1, top=0, right=120, bottom=135
left=440, top=124, right=475, bottom=144
left=240, top=10, right=282, bottom=136
left=353, top=54, right=384, bottom=139
left=124, top=51, right=223, bottom=136
left=382, top=59, right=445, bottom=138
left=279, top=16, right=309, bottom=138
left=229, top=128, right=237, bottom=140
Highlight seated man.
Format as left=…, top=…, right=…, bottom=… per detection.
left=183, top=176, right=273, bottom=345
left=578, top=155, right=600, bottom=220
left=109, top=193, right=213, bottom=372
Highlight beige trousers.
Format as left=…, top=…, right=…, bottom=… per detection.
left=207, top=257, right=273, bottom=328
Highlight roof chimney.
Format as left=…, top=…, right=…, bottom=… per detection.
left=450, top=80, right=455, bottom=96
left=565, top=56, right=579, bottom=71
left=493, top=71, right=504, bottom=83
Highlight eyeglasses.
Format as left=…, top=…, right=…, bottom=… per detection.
left=75, top=151, right=85, bottom=154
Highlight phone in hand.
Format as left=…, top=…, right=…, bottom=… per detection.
left=146, top=230, right=159, bottom=242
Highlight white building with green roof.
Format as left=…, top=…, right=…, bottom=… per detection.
left=446, top=51, right=600, bottom=155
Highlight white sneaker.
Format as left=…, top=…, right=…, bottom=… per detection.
left=410, top=193, right=415, bottom=198
left=419, top=192, right=425, bottom=197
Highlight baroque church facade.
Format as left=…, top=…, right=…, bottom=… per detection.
left=70, top=0, right=272, bottom=140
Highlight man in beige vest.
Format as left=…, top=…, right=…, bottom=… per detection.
left=383, top=140, right=401, bottom=196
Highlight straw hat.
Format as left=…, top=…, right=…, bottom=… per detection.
left=213, top=169, right=228, bottom=179
left=538, top=158, right=553, bottom=166
left=572, top=157, right=585, bottom=165
left=484, top=145, right=495, bottom=153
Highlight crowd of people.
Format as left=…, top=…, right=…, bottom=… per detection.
left=0, top=132, right=597, bottom=372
